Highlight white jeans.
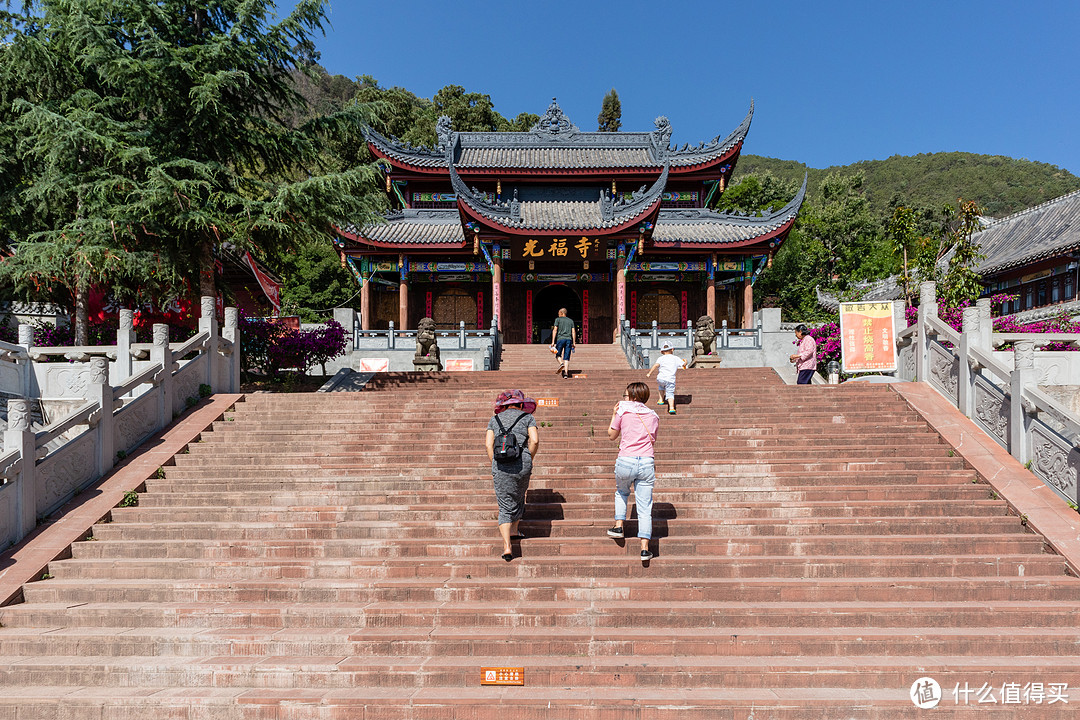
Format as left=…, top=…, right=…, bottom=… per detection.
left=614, top=456, right=655, bottom=539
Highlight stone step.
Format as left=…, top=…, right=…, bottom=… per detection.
left=0, top=686, right=1072, bottom=720
left=110, top=498, right=1012, bottom=522
left=65, top=534, right=1049, bottom=560
left=35, top=553, right=1067, bottom=581
left=87, top=516, right=1027, bottom=542
left=23, top=575, right=1080, bottom=605
left=3, top=602, right=1079, bottom=631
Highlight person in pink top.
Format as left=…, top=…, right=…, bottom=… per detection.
left=789, top=323, right=818, bottom=385
left=606, top=381, right=660, bottom=561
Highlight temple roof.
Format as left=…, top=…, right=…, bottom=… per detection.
left=652, top=175, right=807, bottom=248
left=450, top=160, right=668, bottom=233
left=976, top=190, right=1080, bottom=275
left=363, top=99, right=752, bottom=173
left=338, top=209, right=465, bottom=248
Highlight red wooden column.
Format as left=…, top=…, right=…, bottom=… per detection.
left=706, top=253, right=717, bottom=320
left=614, top=245, right=626, bottom=342
left=398, top=254, right=409, bottom=330
left=492, top=250, right=502, bottom=330
left=742, top=275, right=753, bottom=328
left=360, top=279, right=371, bottom=330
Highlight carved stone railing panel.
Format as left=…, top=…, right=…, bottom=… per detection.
left=973, top=375, right=1010, bottom=449
left=35, top=432, right=96, bottom=518
left=1029, top=422, right=1080, bottom=504
left=898, top=342, right=916, bottom=382
left=172, top=356, right=206, bottom=417
left=0, top=484, right=15, bottom=551
left=114, top=392, right=158, bottom=456
left=928, top=341, right=959, bottom=402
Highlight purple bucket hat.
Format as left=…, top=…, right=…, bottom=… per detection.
left=493, top=389, right=537, bottom=415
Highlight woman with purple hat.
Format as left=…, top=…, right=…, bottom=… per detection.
left=485, top=389, right=540, bottom=561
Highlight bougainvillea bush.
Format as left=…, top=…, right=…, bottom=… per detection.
left=239, top=314, right=349, bottom=378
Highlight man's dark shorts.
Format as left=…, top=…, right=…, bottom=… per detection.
left=555, top=338, right=573, bottom=361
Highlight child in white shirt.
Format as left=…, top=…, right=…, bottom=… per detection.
left=645, top=342, right=687, bottom=415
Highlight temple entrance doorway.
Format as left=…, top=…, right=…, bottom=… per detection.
left=534, top=284, right=582, bottom=344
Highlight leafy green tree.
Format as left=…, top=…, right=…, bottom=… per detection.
left=597, top=89, right=621, bottom=132
left=713, top=172, right=798, bottom=213
left=277, top=241, right=358, bottom=323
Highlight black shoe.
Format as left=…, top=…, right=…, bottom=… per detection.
left=606, top=526, right=624, bottom=538
left=502, top=552, right=513, bottom=562
left=640, top=549, right=653, bottom=561
left=511, top=531, right=525, bottom=540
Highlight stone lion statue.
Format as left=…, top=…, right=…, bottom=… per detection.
left=694, top=315, right=717, bottom=357
left=415, top=317, right=440, bottom=361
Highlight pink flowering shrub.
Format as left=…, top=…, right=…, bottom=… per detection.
left=240, top=314, right=349, bottom=377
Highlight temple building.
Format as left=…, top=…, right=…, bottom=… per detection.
left=335, top=99, right=805, bottom=344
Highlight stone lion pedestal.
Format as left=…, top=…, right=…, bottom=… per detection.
left=413, top=317, right=443, bottom=371
left=688, top=355, right=723, bottom=369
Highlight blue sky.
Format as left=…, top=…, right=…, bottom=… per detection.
left=281, top=0, right=1080, bottom=175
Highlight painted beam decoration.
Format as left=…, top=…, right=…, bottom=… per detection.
left=511, top=236, right=605, bottom=261
left=839, top=302, right=897, bottom=373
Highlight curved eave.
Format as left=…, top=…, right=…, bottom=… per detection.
left=664, top=100, right=754, bottom=169
left=666, top=141, right=743, bottom=176
left=336, top=226, right=467, bottom=251
left=363, top=126, right=448, bottom=173
left=651, top=216, right=797, bottom=251
left=651, top=173, right=806, bottom=250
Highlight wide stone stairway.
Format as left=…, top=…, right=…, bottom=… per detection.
left=1, top=365, right=1078, bottom=718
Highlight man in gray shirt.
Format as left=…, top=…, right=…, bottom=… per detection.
left=551, top=308, right=576, bottom=379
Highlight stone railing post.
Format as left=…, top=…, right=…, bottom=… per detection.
left=17, top=324, right=34, bottom=398
left=1010, top=340, right=1034, bottom=464
left=116, top=309, right=134, bottom=396
left=223, top=307, right=240, bottom=394
left=5, top=398, right=37, bottom=540
left=976, top=297, right=993, bottom=349
left=651, top=321, right=658, bottom=349
left=958, top=307, right=980, bottom=418
left=151, top=323, right=174, bottom=429
left=459, top=321, right=466, bottom=349
left=388, top=321, right=395, bottom=350
left=86, top=356, right=115, bottom=476
left=198, top=296, right=218, bottom=390
left=917, top=282, right=938, bottom=383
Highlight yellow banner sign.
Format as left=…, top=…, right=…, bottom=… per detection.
left=511, top=236, right=604, bottom=261
left=839, top=302, right=896, bottom=373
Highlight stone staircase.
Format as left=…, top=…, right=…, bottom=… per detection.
left=499, top=342, right=630, bottom=374
left=0, top=366, right=1078, bottom=718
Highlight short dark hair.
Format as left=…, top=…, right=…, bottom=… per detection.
left=795, top=324, right=808, bottom=334
left=625, top=382, right=650, bottom=404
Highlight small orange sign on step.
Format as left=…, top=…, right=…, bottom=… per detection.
left=481, top=667, right=524, bottom=686
left=536, top=398, right=559, bottom=407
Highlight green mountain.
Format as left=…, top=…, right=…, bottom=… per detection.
left=733, top=152, right=1080, bottom=218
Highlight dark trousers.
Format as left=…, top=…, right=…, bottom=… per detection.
left=797, top=369, right=816, bottom=385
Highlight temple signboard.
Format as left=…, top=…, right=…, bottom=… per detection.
left=839, top=302, right=896, bottom=373
left=510, top=236, right=605, bottom=261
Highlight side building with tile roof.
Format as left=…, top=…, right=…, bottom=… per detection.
left=335, top=98, right=805, bottom=344
left=977, top=190, right=1080, bottom=320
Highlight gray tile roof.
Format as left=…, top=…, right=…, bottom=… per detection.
left=450, top=161, right=669, bottom=231
left=364, top=98, right=752, bottom=172
left=653, top=175, right=806, bottom=246
left=342, top=209, right=464, bottom=246
left=976, top=190, right=1080, bottom=275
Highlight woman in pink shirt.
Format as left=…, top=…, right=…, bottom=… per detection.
left=789, top=323, right=818, bottom=385
left=606, top=381, right=660, bottom=561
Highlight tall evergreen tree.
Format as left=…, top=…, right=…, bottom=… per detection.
left=597, top=89, right=621, bottom=132
left=0, top=0, right=385, bottom=340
